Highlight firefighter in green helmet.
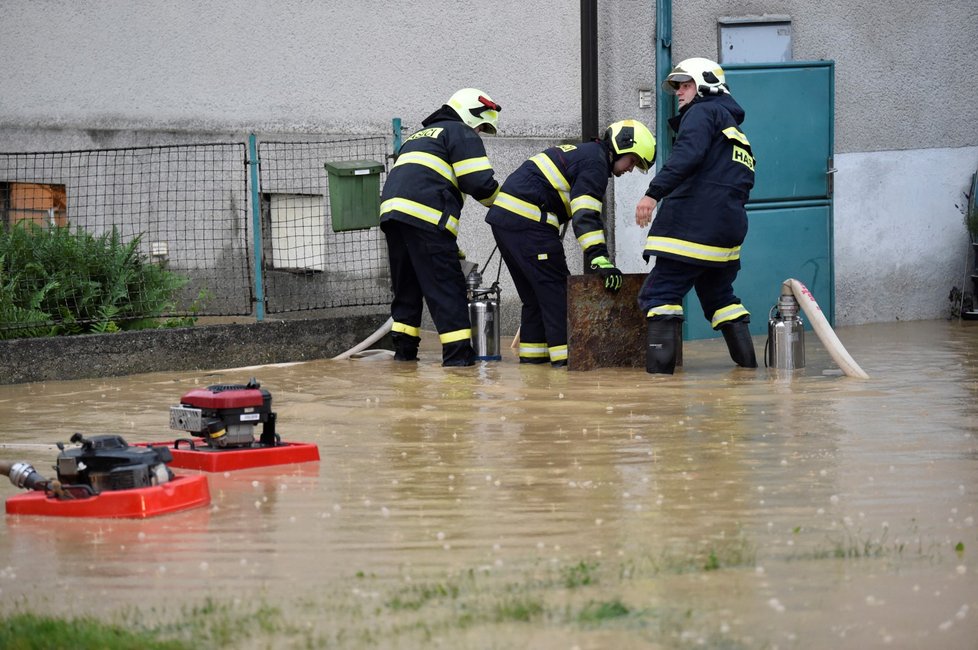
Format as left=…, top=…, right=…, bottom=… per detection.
left=486, top=119, right=655, bottom=367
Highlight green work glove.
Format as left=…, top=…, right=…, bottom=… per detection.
left=590, top=255, right=622, bottom=293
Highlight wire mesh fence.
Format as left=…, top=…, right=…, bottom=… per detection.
left=0, top=135, right=393, bottom=337
left=258, top=137, right=390, bottom=313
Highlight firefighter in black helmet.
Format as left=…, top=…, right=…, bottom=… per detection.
left=486, top=120, right=655, bottom=366
left=380, top=88, right=502, bottom=366
left=635, top=57, right=757, bottom=374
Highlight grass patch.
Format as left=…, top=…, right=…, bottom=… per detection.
left=576, top=599, right=631, bottom=624
left=786, top=524, right=940, bottom=562
left=386, top=581, right=461, bottom=611
left=561, top=559, right=599, bottom=588
left=492, top=595, right=545, bottom=623
left=0, top=613, right=189, bottom=650
left=1, top=598, right=292, bottom=650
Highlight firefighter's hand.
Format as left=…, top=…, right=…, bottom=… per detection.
left=590, top=256, right=622, bottom=293
left=457, top=248, right=466, bottom=260
left=635, top=195, right=657, bottom=228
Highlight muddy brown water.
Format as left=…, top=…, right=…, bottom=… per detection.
left=0, top=320, right=975, bottom=649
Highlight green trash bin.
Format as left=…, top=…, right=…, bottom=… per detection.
left=324, top=160, right=384, bottom=232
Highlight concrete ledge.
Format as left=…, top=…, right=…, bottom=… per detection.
left=0, top=312, right=392, bottom=385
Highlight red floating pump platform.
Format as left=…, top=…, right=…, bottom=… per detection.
left=157, top=378, right=320, bottom=472
left=3, top=433, right=210, bottom=519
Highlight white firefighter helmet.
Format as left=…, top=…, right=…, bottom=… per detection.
left=603, top=120, right=656, bottom=172
left=447, top=88, right=501, bottom=134
left=661, top=57, right=728, bottom=97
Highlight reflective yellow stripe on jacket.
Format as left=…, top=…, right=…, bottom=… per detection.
left=453, top=156, right=492, bottom=178
left=577, top=229, right=606, bottom=251
left=393, top=151, right=458, bottom=188
left=530, top=153, right=572, bottom=216
left=494, top=192, right=560, bottom=229
left=645, top=236, right=741, bottom=263
left=381, top=197, right=459, bottom=237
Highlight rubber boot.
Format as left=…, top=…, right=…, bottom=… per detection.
left=442, top=340, right=476, bottom=367
left=674, top=321, right=683, bottom=368
left=646, top=319, right=681, bottom=375
left=721, top=320, right=758, bottom=368
left=392, top=332, right=420, bottom=362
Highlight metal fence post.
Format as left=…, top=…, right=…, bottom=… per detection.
left=392, top=117, right=402, bottom=156
left=248, top=133, right=265, bottom=321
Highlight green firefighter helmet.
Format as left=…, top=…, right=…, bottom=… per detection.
left=603, top=120, right=656, bottom=172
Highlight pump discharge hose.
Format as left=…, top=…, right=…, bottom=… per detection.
left=332, top=317, right=393, bottom=360
left=784, top=278, right=869, bottom=379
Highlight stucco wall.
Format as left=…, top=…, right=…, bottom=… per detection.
left=669, top=0, right=978, bottom=153
left=0, top=1, right=585, bottom=138
left=834, top=146, right=978, bottom=325
left=2, top=1, right=978, bottom=334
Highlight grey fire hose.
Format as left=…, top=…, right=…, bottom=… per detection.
left=331, top=317, right=394, bottom=360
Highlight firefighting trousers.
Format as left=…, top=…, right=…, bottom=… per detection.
left=638, top=256, right=750, bottom=329
left=381, top=220, right=474, bottom=365
left=490, top=224, right=569, bottom=365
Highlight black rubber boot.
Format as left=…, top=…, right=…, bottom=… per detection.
left=392, top=332, right=420, bottom=362
left=721, top=320, right=758, bottom=368
left=442, top=340, right=476, bottom=367
left=646, top=319, right=681, bottom=375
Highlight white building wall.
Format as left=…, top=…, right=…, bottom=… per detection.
left=2, top=1, right=977, bottom=333
left=616, top=146, right=978, bottom=326
left=833, top=146, right=978, bottom=325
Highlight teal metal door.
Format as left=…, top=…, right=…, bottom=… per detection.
left=684, top=61, right=835, bottom=339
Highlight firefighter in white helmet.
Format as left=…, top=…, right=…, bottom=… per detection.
left=634, top=57, right=757, bottom=374
left=487, top=119, right=655, bottom=366
left=380, top=88, right=502, bottom=366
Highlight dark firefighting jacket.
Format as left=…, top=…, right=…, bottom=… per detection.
left=643, top=93, right=755, bottom=267
left=485, top=140, right=614, bottom=263
left=380, top=107, right=499, bottom=238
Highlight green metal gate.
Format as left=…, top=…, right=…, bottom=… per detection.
left=684, top=60, right=835, bottom=339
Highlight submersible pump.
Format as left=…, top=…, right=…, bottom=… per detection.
left=766, top=288, right=805, bottom=370
left=466, top=266, right=501, bottom=361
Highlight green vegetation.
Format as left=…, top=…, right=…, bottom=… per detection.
left=0, top=599, right=291, bottom=650
left=0, top=222, right=201, bottom=339
left=6, top=531, right=960, bottom=649
left=0, top=612, right=189, bottom=650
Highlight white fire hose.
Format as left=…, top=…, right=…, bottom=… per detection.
left=331, top=317, right=394, bottom=360
left=783, top=278, right=869, bottom=379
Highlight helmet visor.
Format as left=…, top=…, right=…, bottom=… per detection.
left=661, top=73, right=692, bottom=95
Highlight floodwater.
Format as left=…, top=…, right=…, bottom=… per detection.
left=0, top=320, right=976, bottom=649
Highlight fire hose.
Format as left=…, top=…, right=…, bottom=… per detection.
left=331, top=317, right=394, bottom=360
left=783, top=278, right=869, bottom=379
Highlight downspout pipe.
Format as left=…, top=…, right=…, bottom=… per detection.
left=655, top=0, right=674, bottom=168
left=581, top=0, right=599, bottom=142
left=248, top=134, right=265, bottom=321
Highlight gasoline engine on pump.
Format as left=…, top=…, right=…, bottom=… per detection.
left=169, top=378, right=279, bottom=449
left=0, top=433, right=173, bottom=499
